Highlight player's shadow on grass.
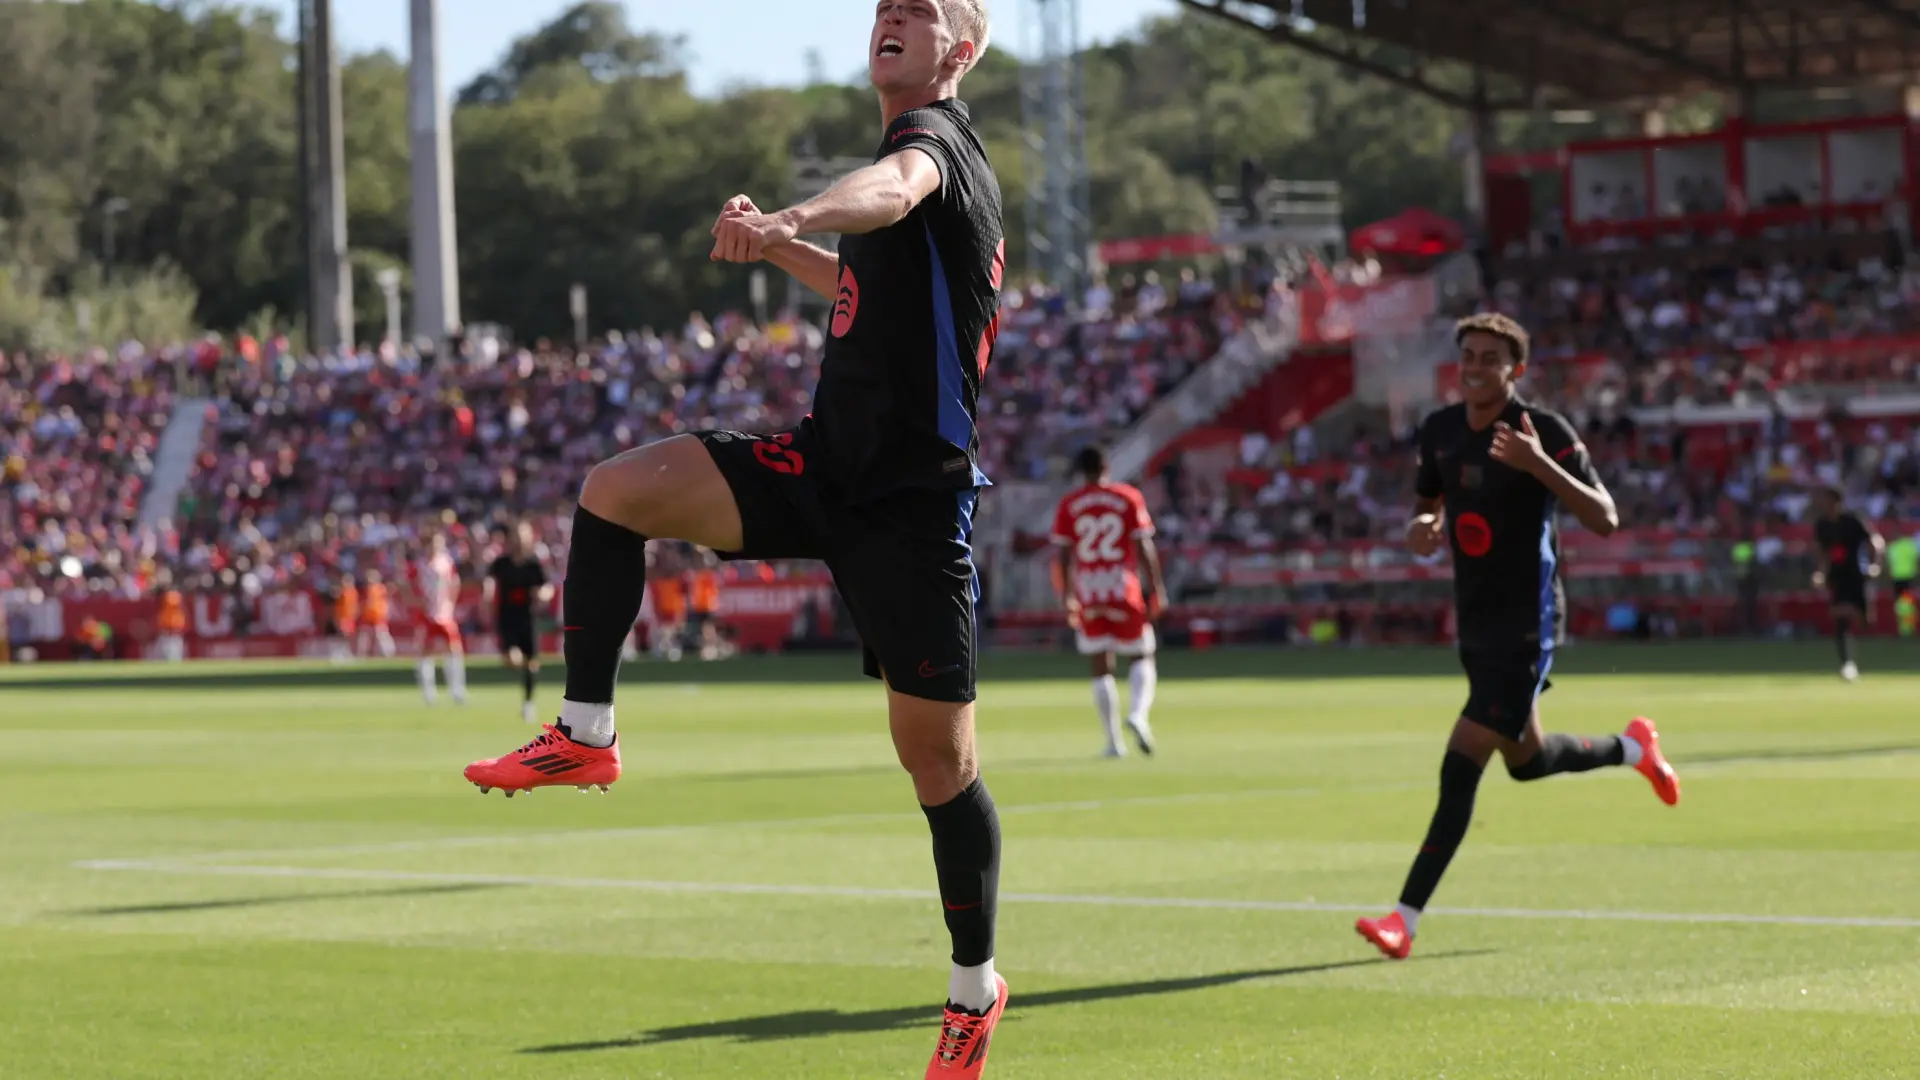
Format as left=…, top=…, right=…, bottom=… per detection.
left=64, top=882, right=503, bottom=917
left=520, top=950, right=1493, bottom=1054
left=1681, top=742, right=1920, bottom=767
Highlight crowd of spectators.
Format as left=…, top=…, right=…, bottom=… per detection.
left=0, top=270, right=1243, bottom=602
left=1158, top=246, right=1920, bottom=553
left=16, top=234, right=1920, bottom=619
left=1156, top=412, right=1920, bottom=555
left=0, top=346, right=176, bottom=599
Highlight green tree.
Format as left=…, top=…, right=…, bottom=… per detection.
left=0, top=1, right=1508, bottom=343
left=458, top=1, right=686, bottom=105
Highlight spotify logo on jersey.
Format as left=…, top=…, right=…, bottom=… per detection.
left=1454, top=511, right=1493, bottom=557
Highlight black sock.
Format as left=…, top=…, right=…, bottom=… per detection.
left=921, top=778, right=1001, bottom=970
left=1398, top=751, right=1483, bottom=912
left=523, top=664, right=537, bottom=704
left=1836, top=620, right=1855, bottom=665
left=562, top=506, right=649, bottom=705
left=1507, top=733, right=1626, bottom=781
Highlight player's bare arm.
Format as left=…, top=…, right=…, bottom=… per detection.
left=1137, top=535, right=1168, bottom=619
left=1490, top=413, right=1619, bottom=536
left=1052, top=543, right=1080, bottom=624
left=1867, top=526, right=1887, bottom=577
left=709, top=195, right=839, bottom=299
left=1406, top=496, right=1445, bottom=557
left=711, top=150, right=942, bottom=265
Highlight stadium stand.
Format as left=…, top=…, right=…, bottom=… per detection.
left=0, top=277, right=1244, bottom=657
left=0, top=346, right=178, bottom=598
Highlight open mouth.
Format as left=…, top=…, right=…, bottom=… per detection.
left=877, top=35, right=905, bottom=57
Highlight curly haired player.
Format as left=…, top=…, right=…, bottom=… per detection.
left=1354, top=313, right=1682, bottom=961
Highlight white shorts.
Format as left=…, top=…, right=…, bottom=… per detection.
left=1075, top=624, right=1156, bottom=657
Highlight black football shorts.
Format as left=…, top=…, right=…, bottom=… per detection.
left=696, top=423, right=979, bottom=704
left=1828, top=576, right=1870, bottom=613
left=497, top=609, right=537, bottom=657
left=1458, top=647, right=1553, bottom=741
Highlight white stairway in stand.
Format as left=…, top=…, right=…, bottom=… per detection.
left=136, top=397, right=212, bottom=532
left=1107, top=302, right=1300, bottom=483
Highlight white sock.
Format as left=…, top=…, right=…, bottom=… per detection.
left=446, top=654, right=468, bottom=701
left=416, top=658, right=437, bottom=701
left=1394, top=902, right=1421, bottom=936
left=560, top=699, right=616, bottom=748
left=1126, top=657, right=1158, bottom=732
left=1091, top=675, right=1121, bottom=752
left=1620, top=733, right=1645, bottom=767
left=948, top=959, right=997, bottom=1012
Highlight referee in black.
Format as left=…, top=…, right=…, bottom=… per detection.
left=1811, top=485, right=1884, bottom=682
left=484, top=520, right=554, bottom=723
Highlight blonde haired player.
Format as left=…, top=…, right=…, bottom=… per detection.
left=414, top=533, right=468, bottom=704
left=462, top=0, right=1014, bottom=1072
left=1051, top=445, right=1166, bottom=757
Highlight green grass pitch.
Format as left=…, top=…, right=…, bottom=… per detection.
left=3, top=643, right=1917, bottom=1078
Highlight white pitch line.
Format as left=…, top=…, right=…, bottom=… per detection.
left=139, top=782, right=1423, bottom=865
left=71, top=859, right=1920, bottom=930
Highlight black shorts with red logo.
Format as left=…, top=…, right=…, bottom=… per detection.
left=1459, top=646, right=1553, bottom=741
left=695, top=422, right=980, bottom=704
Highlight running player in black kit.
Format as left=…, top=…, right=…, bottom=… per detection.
left=1811, top=485, right=1884, bottom=682
left=1354, top=313, right=1683, bottom=961
left=484, top=520, right=553, bottom=723
left=462, top=2, right=1009, bottom=1074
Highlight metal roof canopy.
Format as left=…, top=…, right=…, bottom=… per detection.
left=1176, top=0, right=1920, bottom=110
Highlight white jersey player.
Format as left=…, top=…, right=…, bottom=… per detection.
left=414, top=533, right=468, bottom=704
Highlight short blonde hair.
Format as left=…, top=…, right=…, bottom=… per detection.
left=1454, top=312, right=1530, bottom=366
left=944, top=0, right=991, bottom=62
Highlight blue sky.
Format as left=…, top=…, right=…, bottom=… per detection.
left=262, top=0, right=1181, bottom=96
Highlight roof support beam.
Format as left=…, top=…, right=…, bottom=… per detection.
left=1729, top=0, right=1747, bottom=87
left=1850, top=0, right=1920, bottom=34
left=1741, top=0, right=1786, bottom=59
left=1524, top=0, right=1737, bottom=85
left=1180, top=0, right=1588, bottom=107
left=1176, top=0, right=1480, bottom=109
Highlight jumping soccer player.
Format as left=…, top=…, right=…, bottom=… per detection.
left=485, top=520, right=554, bottom=722
left=462, top=2, right=1009, bottom=1074
left=1051, top=445, right=1166, bottom=757
left=1811, top=485, right=1884, bottom=682
left=415, top=533, right=468, bottom=705
left=1354, top=313, right=1682, bottom=962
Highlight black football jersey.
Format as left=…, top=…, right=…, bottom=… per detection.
left=809, top=99, right=1005, bottom=502
left=1415, top=398, right=1603, bottom=651
left=1815, top=511, right=1874, bottom=580
left=487, top=555, right=546, bottom=613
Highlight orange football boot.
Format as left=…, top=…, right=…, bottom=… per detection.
left=1623, top=716, right=1680, bottom=806
left=463, top=724, right=620, bottom=797
left=1354, top=911, right=1413, bottom=960
left=926, top=974, right=1009, bottom=1079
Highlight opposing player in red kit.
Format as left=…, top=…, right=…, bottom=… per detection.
left=1052, top=446, right=1166, bottom=757
left=415, top=532, right=468, bottom=705
left=461, top=1, right=1010, bottom=1074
